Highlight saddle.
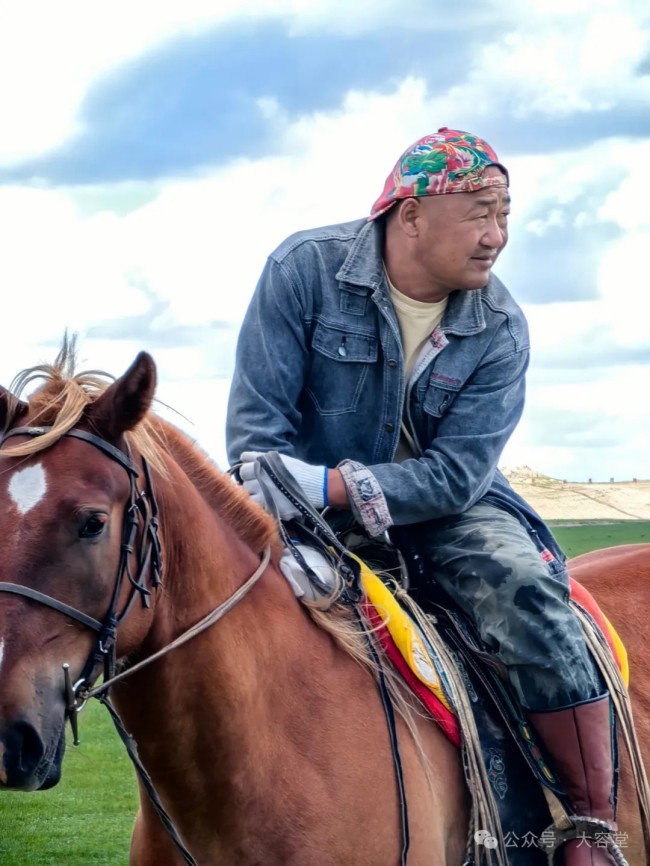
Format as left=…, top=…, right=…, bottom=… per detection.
left=248, top=453, right=641, bottom=866
left=323, top=529, right=638, bottom=866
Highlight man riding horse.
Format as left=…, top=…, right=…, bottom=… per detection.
left=226, top=128, right=617, bottom=865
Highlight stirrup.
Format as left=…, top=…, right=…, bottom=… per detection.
left=539, top=817, right=627, bottom=866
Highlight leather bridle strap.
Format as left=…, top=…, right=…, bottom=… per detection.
left=0, top=424, right=271, bottom=866
left=0, top=425, right=140, bottom=645
left=0, top=584, right=102, bottom=632
left=0, top=423, right=163, bottom=700
left=241, top=452, right=411, bottom=866
left=0, top=422, right=191, bottom=863
left=0, top=425, right=139, bottom=475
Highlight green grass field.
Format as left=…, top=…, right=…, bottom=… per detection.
left=0, top=701, right=137, bottom=865
left=1, top=521, right=647, bottom=864
left=550, top=520, right=650, bottom=557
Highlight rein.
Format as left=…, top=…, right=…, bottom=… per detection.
left=0, top=424, right=272, bottom=866
left=247, top=452, right=411, bottom=866
left=85, top=544, right=271, bottom=699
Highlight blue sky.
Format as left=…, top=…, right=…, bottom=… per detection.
left=0, top=0, right=648, bottom=480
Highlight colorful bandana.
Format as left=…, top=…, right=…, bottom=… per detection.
left=369, top=127, right=509, bottom=220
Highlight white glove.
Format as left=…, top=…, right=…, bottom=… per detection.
left=279, top=546, right=339, bottom=601
left=239, top=451, right=328, bottom=519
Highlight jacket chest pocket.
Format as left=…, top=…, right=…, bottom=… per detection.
left=306, top=321, right=378, bottom=415
left=410, top=381, right=461, bottom=447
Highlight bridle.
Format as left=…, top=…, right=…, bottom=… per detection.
left=0, top=423, right=271, bottom=866
left=0, top=425, right=164, bottom=731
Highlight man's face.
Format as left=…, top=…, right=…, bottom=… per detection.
left=409, top=166, right=510, bottom=297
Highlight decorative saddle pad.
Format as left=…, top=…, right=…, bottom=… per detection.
left=355, top=556, right=461, bottom=745
left=359, top=559, right=628, bottom=746
left=569, top=577, right=628, bottom=686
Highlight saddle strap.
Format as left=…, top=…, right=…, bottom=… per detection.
left=396, top=590, right=508, bottom=866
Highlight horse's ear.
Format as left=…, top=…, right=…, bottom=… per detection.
left=87, top=352, right=157, bottom=441
left=0, top=387, right=29, bottom=434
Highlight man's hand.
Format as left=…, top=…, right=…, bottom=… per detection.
left=239, top=452, right=328, bottom=519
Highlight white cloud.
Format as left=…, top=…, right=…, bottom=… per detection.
left=597, top=231, right=650, bottom=346
left=503, top=138, right=650, bottom=354
left=0, top=0, right=442, bottom=166
left=598, top=155, right=650, bottom=231
left=0, top=186, right=149, bottom=337
left=1, top=1, right=649, bottom=481
left=438, top=3, right=650, bottom=120
left=503, top=360, right=650, bottom=481
left=0, top=0, right=282, bottom=164
left=3, top=0, right=646, bottom=166
left=0, top=77, right=424, bottom=360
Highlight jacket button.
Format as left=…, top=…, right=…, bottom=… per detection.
left=387, top=359, right=398, bottom=368
left=384, top=423, right=395, bottom=432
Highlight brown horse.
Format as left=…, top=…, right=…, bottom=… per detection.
left=0, top=347, right=467, bottom=866
left=0, top=347, right=647, bottom=865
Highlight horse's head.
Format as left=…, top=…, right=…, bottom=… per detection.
left=0, top=345, right=159, bottom=790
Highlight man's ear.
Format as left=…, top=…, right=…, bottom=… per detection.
left=395, top=198, right=421, bottom=237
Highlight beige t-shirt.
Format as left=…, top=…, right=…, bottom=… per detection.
left=388, top=280, right=447, bottom=378
left=387, top=275, right=448, bottom=460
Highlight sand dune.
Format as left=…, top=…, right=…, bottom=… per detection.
left=501, top=466, right=650, bottom=521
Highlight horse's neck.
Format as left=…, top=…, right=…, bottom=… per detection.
left=111, top=472, right=468, bottom=864
left=114, top=505, right=336, bottom=806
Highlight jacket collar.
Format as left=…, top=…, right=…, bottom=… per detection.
left=335, top=219, right=386, bottom=294
left=444, top=287, right=486, bottom=336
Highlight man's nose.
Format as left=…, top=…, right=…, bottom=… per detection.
left=481, top=217, right=506, bottom=249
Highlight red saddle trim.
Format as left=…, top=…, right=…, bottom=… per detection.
left=361, top=599, right=461, bottom=747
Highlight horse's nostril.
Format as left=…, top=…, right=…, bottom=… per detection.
left=4, top=721, right=46, bottom=783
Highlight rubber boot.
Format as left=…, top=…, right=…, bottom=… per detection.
left=528, top=695, right=617, bottom=866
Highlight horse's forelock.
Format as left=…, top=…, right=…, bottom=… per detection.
left=0, top=357, right=116, bottom=458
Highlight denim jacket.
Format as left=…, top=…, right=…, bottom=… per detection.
left=227, top=218, right=565, bottom=561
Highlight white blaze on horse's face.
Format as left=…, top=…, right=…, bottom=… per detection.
left=7, top=464, right=48, bottom=515
left=0, top=640, right=4, bottom=676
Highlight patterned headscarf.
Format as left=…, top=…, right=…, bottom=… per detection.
left=369, top=127, right=508, bottom=220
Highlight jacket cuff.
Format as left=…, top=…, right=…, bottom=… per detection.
left=337, top=460, right=393, bottom=537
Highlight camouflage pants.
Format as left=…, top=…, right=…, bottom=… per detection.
left=391, top=502, right=603, bottom=712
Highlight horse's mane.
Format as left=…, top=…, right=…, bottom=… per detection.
left=148, top=419, right=281, bottom=554
left=1, top=338, right=280, bottom=554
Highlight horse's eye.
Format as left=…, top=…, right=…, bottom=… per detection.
left=79, top=516, right=107, bottom=539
